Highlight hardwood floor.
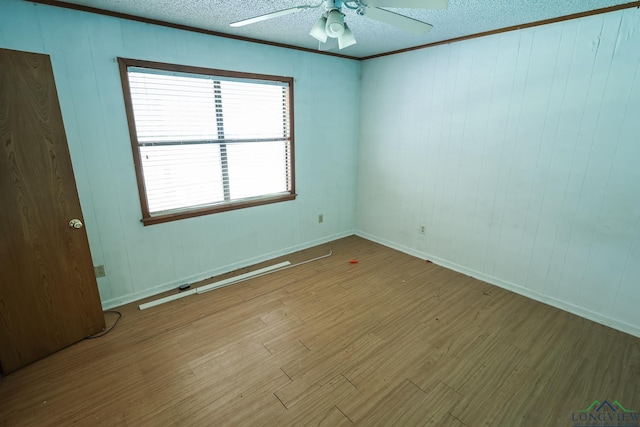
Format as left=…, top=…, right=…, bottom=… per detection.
left=1, top=236, right=638, bottom=426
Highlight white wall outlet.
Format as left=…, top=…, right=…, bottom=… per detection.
left=94, top=265, right=106, bottom=277
left=420, top=225, right=426, bottom=234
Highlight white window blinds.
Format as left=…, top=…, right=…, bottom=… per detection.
left=124, top=65, right=293, bottom=217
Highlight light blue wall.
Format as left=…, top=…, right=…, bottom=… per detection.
left=0, top=0, right=360, bottom=308
left=356, top=8, right=640, bottom=336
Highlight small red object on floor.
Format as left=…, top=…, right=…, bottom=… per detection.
left=349, top=259, right=359, bottom=264
left=425, top=259, right=432, bottom=263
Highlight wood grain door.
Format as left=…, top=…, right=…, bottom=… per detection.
left=0, top=48, right=105, bottom=374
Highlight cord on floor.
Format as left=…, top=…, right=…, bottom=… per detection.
left=85, top=310, right=122, bottom=339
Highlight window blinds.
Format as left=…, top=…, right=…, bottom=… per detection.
left=126, top=68, right=292, bottom=215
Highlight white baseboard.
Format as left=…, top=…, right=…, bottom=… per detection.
left=355, top=230, right=640, bottom=339
left=101, top=230, right=355, bottom=310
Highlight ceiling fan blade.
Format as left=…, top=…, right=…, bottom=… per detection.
left=363, top=7, right=433, bottom=34
left=365, top=0, right=448, bottom=9
left=230, top=6, right=311, bottom=27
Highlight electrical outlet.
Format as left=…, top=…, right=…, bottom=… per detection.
left=94, top=265, right=106, bottom=277
left=420, top=225, right=426, bottom=235
left=318, top=214, right=324, bottom=223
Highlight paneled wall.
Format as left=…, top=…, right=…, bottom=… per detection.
left=0, top=0, right=360, bottom=308
left=356, top=8, right=640, bottom=336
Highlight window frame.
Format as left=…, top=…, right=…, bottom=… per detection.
left=117, top=57, right=296, bottom=226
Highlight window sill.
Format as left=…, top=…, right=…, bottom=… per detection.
left=141, top=193, right=297, bottom=226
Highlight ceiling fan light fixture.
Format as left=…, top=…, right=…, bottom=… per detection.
left=309, top=15, right=328, bottom=42
left=338, top=23, right=356, bottom=49
left=325, top=9, right=345, bottom=38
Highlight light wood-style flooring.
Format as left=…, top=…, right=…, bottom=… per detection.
left=1, top=236, right=638, bottom=426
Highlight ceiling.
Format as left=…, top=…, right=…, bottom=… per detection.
left=48, top=0, right=636, bottom=58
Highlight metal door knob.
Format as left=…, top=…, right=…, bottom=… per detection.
left=68, top=219, right=83, bottom=229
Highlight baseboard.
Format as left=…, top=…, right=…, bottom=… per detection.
left=355, top=230, right=640, bottom=339
left=101, top=229, right=355, bottom=310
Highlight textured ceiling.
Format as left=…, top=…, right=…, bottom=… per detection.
left=51, top=0, right=635, bottom=58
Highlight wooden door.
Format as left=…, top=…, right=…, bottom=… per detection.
left=0, top=48, right=105, bottom=374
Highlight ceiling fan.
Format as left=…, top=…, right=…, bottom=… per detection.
left=230, top=0, right=449, bottom=51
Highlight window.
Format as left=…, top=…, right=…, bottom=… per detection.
left=117, top=58, right=295, bottom=225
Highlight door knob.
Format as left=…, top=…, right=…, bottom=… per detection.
left=68, top=219, right=83, bottom=229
